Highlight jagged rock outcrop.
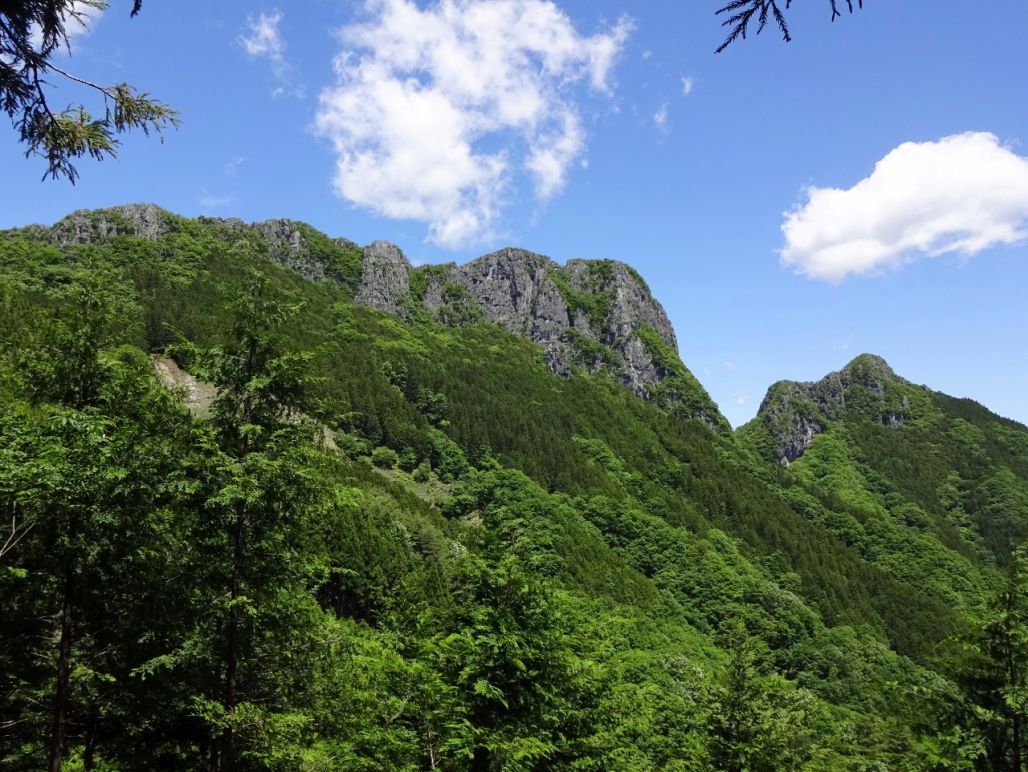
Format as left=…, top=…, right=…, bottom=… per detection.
left=49, top=203, right=169, bottom=244
left=751, top=354, right=910, bottom=464
left=371, top=246, right=685, bottom=400
left=354, top=241, right=411, bottom=315
left=32, top=205, right=720, bottom=425
left=564, top=259, right=678, bottom=395
left=253, top=219, right=320, bottom=281
left=429, top=248, right=578, bottom=376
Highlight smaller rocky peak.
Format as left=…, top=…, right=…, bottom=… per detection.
left=355, top=241, right=412, bottom=315
left=254, top=218, right=306, bottom=252
left=750, top=354, right=911, bottom=465
left=49, top=203, right=170, bottom=244
left=466, top=246, right=554, bottom=275
left=244, top=217, right=345, bottom=283
left=839, top=353, right=901, bottom=393
left=752, top=380, right=828, bottom=465
left=252, top=218, right=320, bottom=278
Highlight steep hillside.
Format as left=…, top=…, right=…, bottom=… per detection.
left=33, top=204, right=725, bottom=431
left=1, top=205, right=1024, bottom=769
left=741, top=353, right=1028, bottom=570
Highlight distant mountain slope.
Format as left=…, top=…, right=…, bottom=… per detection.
left=2, top=204, right=1024, bottom=767
left=740, top=353, right=1028, bottom=611
left=23, top=204, right=724, bottom=431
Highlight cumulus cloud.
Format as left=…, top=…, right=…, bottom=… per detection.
left=63, top=1, right=103, bottom=40
left=780, top=132, right=1028, bottom=282
left=30, top=1, right=103, bottom=49
left=240, top=10, right=303, bottom=97
left=315, top=0, right=632, bottom=248
left=653, top=102, right=668, bottom=132
left=199, top=187, right=234, bottom=209
left=681, top=76, right=694, bottom=96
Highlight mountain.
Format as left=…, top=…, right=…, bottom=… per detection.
left=37, top=204, right=724, bottom=430
left=741, top=352, right=1028, bottom=568
left=2, top=205, right=1027, bottom=769
left=742, top=353, right=910, bottom=465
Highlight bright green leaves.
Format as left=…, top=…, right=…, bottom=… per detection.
left=952, top=545, right=1028, bottom=769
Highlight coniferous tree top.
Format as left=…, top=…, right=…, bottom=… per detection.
left=0, top=0, right=177, bottom=182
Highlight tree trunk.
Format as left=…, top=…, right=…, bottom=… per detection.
left=220, top=509, right=244, bottom=772
left=48, top=558, right=75, bottom=772
left=1013, top=712, right=1022, bottom=771
left=82, top=704, right=98, bottom=771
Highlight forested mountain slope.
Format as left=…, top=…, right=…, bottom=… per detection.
left=2, top=205, right=1027, bottom=770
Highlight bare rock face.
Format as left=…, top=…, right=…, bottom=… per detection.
left=152, top=357, right=217, bottom=417
left=49, top=203, right=169, bottom=244
left=453, top=248, right=559, bottom=331
left=565, top=260, right=678, bottom=349
left=377, top=248, right=684, bottom=398
left=253, top=219, right=325, bottom=282
left=34, top=204, right=716, bottom=422
left=445, top=249, right=577, bottom=373
left=354, top=241, right=411, bottom=315
left=562, top=259, right=679, bottom=396
left=753, top=354, right=909, bottom=464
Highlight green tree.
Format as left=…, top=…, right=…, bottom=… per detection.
left=0, top=277, right=195, bottom=770
left=958, top=545, right=1028, bottom=770
left=1, top=0, right=177, bottom=181
left=707, top=623, right=817, bottom=771
left=179, top=274, right=328, bottom=770
left=434, top=553, right=581, bottom=770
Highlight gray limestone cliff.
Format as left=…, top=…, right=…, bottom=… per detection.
left=384, top=246, right=694, bottom=408
left=48, top=203, right=169, bottom=243
left=29, top=205, right=722, bottom=427
left=746, top=354, right=912, bottom=464
left=354, top=241, right=411, bottom=315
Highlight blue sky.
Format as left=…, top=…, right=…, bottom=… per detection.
left=2, top=0, right=1027, bottom=427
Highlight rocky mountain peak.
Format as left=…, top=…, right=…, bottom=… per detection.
left=749, top=354, right=911, bottom=464
left=49, top=203, right=169, bottom=243
left=353, top=244, right=722, bottom=426
left=28, top=205, right=721, bottom=429
left=354, top=241, right=411, bottom=315
left=839, top=353, right=899, bottom=392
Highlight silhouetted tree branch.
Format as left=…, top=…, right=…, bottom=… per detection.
left=716, top=0, right=864, bottom=53
left=0, top=1, right=177, bottom=182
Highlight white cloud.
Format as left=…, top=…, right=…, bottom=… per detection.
left=780, top=132, right=1028, bottom=282
left=240, top=10, right=284, bottom=57
left=199, top=187, right=234, bottom=209
left=681, top=76, right=694, bottom=96
left=30, top=1, right=103, bottom=49
left=315, top=0, right=632, bottom=248
left=64, top=1, right=103, bottom=40
left=653, top=102, right=668, bottom=132
left=735, top=392, right=749, bottom=405
left=224, top=155, right=247, bottom=176
left=240, top=10, right=304, bottom=97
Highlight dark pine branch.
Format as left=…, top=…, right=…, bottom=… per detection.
left=716, top=0, right=862, bottom=53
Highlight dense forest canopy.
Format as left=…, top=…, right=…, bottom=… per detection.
left=1, top=206, right=1027, bottom=769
